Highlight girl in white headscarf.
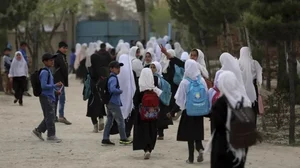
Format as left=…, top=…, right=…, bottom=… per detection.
left=143, top=48, right=156, bottom=67
left=129, top=46, right=144, bottom=77
left=239, top=47, right=262, bottom=124
left=219, top=52, right=245, bottom=87
left=136, top=41, right=145, bottom=59
left=174, top=59, right=207, bottom=164
left=118, top=54, right=136, bottom=122
left=190, top=49, right=209, bottom=79
left=9, top=51, right=28, bottom=106
left=150, top=61, right=173, bottom=140
left=116, top=43, right=130, bottom=61
left=174, top=42, right=184, bottom=59
left=133, top=68, right=162, bottom=160
left=86, top=42, right=97, bottom=68
left=181, top=52, right=189, bottom=62
left=208, top=71, right=251, bottom=168
left=165, top=43, right=172, bottom=50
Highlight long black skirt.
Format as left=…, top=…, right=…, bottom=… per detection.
left=157, top=103, right=173, bottom=129
left=133, top=108, right=157, bottom=151
left=86, top=84, right=106, bottom=118
left=177, top=110, right=204, bottom=141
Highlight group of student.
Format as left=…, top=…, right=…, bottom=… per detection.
left=29, top=35, right=262, bottom=168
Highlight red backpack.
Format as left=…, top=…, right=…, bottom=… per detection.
left=212, top=87, right=221, bottom=105
left=139, top=91, right=160, bottom=121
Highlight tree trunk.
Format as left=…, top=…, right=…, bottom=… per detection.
left=199, top=30, right=211, bottom=79
left=245, top=27, right=251, bottom=49
left=277, top=43, right=288, bottom=91
left=287, top=41, right=296, bottom=145
left=0, top=29, right=7, bottom=92
left=265, top=42, right=271, bottom=90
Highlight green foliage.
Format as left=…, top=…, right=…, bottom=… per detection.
left=0, top=0, right=38, bottom=29
left=149, top=6, right=171, bottom=36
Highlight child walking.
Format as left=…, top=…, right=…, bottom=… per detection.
left=173, top=59, right=209, bottom=164
left=32, top=53, right=63, bottom=143
left=133, top=68, right=162, bottom=159
left=9, top=51, right=28, bottom=106
left=101, top=61, right=132, bottom=146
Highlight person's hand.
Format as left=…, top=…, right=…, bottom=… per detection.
left=9, top=78, right=13, bottom=83
left=160, top=44, right=167, bottom=54
left=55, top=82, right=63, bottom=87
left=55, top=91, right=61, bottom=96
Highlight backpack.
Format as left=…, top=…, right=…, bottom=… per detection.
left=212, top=86, right=221, bottom=105
left=185, top=77, right=209, bottom=116
left=155, top=74, right=172, bottom=106
left=226, top=97, right=258, bottom=149
left=98, top=74, right=119, bottom=105
left=82, top=73, right=92, bottom=101
left=173, top=64, right=184, bottom=85
left=139, top=91, right=160, bottom=121
left=30, top=68, right=50, bottom=97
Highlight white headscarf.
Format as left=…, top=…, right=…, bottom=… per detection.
left=136, top=41, right=145, bottom=57
left=190, top=49, right=209, bottom=78
left=75, top=43, right=81, bottom=56
left=86, top=42, right=96, bottom=68
left=175, top=59, right=207, bottom=110
left=151, top=61, right=162, bottom=76
left=145, top=48, right=156, bottom=64
left=74, top=43, right=87, bottom=70
left=106, top=43, right=114, bottom=51
left=139, top=68, right=162, bottom=96
left=165, top=43, right=172, bottom=50
left=239, top=47, right=256, bottom=102
left=9, top=51, right=28, bottom=78
left=174, top=42, right=184, bottom=58
left=180, top=52, right=189, bottom=62
left=163, top=35, right=169, bottom=44
left=117, top=43, right=130, bottom=61
left=96, top=40, right=102, bottom=51
left=118, top=54, right=136, bottom=119
left=146, top=41, right=154, bottom=51
left=217, top=71, right=251, bottom=165
left=155, top=44, right=162, bottom=62
left=130, top=46, right=143, bottom=77
left=161, top=49, right=175, bottom=73
left=220, top=52, right=245, bottom=87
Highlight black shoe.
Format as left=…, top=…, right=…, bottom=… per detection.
left=55, top=117, right=58, bottom=122
left=13, top=99, right=18, bottom=104
left=120, top=139, right=133, bottom=145
left=102, top=139, right=115, bottom=146
left=32, top=128, right=44, bottom=141
left=186, top=159, right=193, bottom=164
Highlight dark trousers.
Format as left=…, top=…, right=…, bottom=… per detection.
left=37, top=95, right=56, bottom=137
left=13, top=76, right=26, bottom=103
left=91, top=116, right=103, bottom=125
left=188, top=140, right=204, bottom=161
left=158, top=128, right=164, bottom=137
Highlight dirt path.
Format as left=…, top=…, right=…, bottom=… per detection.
left=0, top=76, right=300, bottom=168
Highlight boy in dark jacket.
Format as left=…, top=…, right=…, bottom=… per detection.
left=54, top=41, right=71, bottom=125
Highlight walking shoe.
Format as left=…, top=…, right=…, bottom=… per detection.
left=101, top=139, right=115, bottom=146
left=32, top=128, right=44, bottom=141
left=186, top=159, right=194, bottom=164
left=197, top=149, right=204, bottom=162
left=144, top=152, right=151, bottom=160
left=98, top=118, right=104, bottom=131
left=47, top=136, right=62, bottom=143
left=119, top=139, right=133, bottom=145
left=58, top=117, right=72, bottom=125
left=93, top=124, right=98, bottom=133
left=13, top=99, right=18, bottom=104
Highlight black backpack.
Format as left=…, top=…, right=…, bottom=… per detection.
left=98, top=74, right=119, bottom=105
left=226, top=97, right=258, bottom=149
left=30, top=68, right=50, bottom=97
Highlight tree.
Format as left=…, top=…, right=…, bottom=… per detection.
left=244, top=0, right=300, bottom=144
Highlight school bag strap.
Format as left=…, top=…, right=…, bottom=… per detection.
left=40, top=68, right=51, bottom=84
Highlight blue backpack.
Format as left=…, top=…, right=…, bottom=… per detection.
left=155, top=74, right=172, bottom=106
left=83, top=73, right=92, bottom=101
left=173, top=64, right=184, bottom=85
left=185, top=77, right=209, bottom=116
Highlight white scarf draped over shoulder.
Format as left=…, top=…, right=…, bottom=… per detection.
left=9, top=51, right=28, bottom=78
left=175, top=59, right=208, bottom=110
left=239, top=47, right=257, bottom=102
left=118, top=54, right=136, bottom=119
left=139, top=68, right=162, bottom=96
left=130, top=46, right=143, bottom=77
